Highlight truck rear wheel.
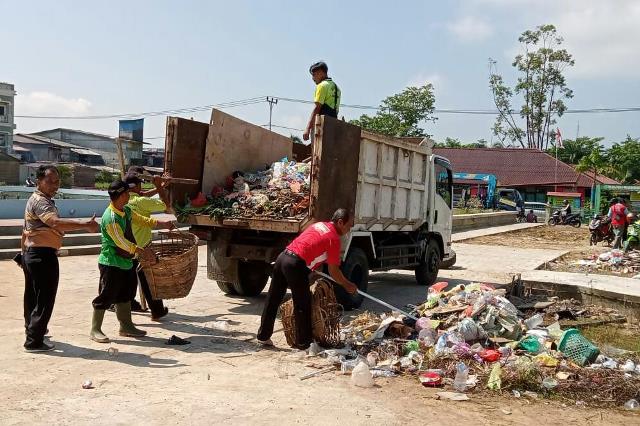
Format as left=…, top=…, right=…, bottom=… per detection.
left=233, top=260, right=270, bottom=296
left=415, top=241, right=440, bottom=286
left=216, top=281, right=238, bottom=295
left=334, top=248, right=369, bottom=311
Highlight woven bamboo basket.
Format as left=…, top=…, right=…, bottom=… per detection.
left=140, top=231, right=199, bottom=299
left=280, top=279, right=343, bottom=348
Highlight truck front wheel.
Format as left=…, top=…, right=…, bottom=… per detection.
left=333, top=248, right=369, bottom=311
left=233, top=260, right=270, bottom=297
left=415, top=241, right=440, bottom=286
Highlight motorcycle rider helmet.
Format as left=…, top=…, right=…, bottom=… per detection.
left=628, top=212, right=636, bottom=223
left=563, top=199, right=569, bottom=205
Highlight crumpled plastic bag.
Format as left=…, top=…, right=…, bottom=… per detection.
left=351, top=361, right=374, bottom=387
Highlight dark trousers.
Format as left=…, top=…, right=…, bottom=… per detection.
left=93, top=264, right=137, bottom=310
left=257, top=251, right=312, bottom=348
left=132, top=260, right=165, bottom=316
left=23, top=247, right=59, bottom=348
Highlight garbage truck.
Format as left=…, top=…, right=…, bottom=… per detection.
left=164, top=109, right=454, bottom=309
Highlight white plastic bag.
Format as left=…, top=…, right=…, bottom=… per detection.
left=351, top=361, right=374, bottom=388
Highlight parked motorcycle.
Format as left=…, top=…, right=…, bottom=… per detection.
left=516, top=206, right=526, bottom=223
left=588, top=214, right=614, bottom=246
left=547, top=210, right=582, bottom=228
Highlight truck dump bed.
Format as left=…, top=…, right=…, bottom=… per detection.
left=165, top=109, right=432, bottom=233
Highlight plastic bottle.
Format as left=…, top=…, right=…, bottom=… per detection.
left=524, top=313, right=543, bottom=330
left=453, top=362, right=469, bottom=392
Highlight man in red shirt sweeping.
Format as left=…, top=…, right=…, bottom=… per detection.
left=257, top=208, right=358, bottom=349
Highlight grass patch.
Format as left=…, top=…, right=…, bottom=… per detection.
left=95, top=182, right=154, bottom=190
left=581, top=324, right=640, bottom=353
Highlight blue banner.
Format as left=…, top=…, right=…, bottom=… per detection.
left=118, top=119, right=144, bottom=142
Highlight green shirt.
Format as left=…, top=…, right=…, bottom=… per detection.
left=314, top=78, right=341, bottom=113
left=127, top=193, right=166, bottom=247
left=98, top=203, right=157, bottom=270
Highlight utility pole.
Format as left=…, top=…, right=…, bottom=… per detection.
left=266, top=97, right=278, bottom=131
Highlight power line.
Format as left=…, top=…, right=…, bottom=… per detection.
left=13, top=94, right=640, bottom=120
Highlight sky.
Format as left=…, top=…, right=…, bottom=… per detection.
left=3, top=0, right=640, bottom=148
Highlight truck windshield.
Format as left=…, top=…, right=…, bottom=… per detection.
left=435, top=158, right=453, bottom=208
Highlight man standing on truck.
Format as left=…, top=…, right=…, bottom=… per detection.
left=257, top=208, right=358, bottom=349
left=303, top=61, right=341, bottom=142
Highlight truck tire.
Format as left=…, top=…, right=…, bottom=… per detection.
left=216, top=281, right=238, bottom=295
left=233, top=260, right=270, bottom=297
left=333, top=248, right=369, bottom=311
left=415, top=241, right=440, bottom=286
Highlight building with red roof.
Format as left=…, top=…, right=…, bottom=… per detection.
left=433, top=147, right=618, bottom=203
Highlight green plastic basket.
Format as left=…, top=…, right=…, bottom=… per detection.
left=558, top=328, right=600, bottom=366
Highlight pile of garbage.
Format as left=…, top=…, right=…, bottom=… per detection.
left=576, top=249, right=640, bottom=276
left=175, top=158, right=311, bottom=221
left=307, top=282, right=640, bottom=409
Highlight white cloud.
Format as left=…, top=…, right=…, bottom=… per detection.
left=446, top=16, right=493, bottom=42
left=16, top=91, right=91, bottom=116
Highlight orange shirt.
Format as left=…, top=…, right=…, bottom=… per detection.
left=22, top=190, right=64, bottom=250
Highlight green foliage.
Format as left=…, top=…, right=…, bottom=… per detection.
left=546, top=136, right=603, bottom=164
left=350, top=85, right=436, bottom=137
left=56, top=165, right=72, bottom=188
left=576, top=145, right=607, bottom=191
left=489, top=24, right=574, bottom=149
left=95, top=170, right=118, bottom=184
left=434, top=137, right=463, bottom=148
left=605, top=136, right=640, bottom=183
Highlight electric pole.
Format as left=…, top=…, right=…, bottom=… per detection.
left=266, top=97, right=278, bottom=131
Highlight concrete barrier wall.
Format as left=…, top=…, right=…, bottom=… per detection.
left=453, top=211, right=517, bottom=232
left=0, top=199, right=109, bottom=219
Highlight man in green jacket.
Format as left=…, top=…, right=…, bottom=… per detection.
left=303, top=61, right=341, bottom=142
left=125, top=172, right=171, bottom=320
left=90, top=179, right=173, bottom=343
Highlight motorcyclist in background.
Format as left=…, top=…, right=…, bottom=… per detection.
left=560, top=199, right=572, bottom=224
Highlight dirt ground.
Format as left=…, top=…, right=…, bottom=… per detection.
left=462, top=225, right=640, bottom=277
left=1, top=249, right=638, bottom=425
left=462, top=224, right=593, bottom=250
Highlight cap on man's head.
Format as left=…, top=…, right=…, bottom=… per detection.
left=124, top=172, right=143, bottom=187
left=309, top=61, right=328, bottom=74
left=107, top=179, right=135, bottom=197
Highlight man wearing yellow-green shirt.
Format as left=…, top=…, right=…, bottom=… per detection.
left=303, top=61, right=341, bottom=142
left=124, top=172, right=171, bottom=320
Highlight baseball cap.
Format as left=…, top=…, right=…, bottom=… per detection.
left=124, top=172, right=143, bottom=186
left=107, top=179, right=135, bottom=196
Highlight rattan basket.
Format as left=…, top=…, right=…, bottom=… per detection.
left=280, top=279, right=343, bottom=348
left=140, top=231, right=199, bottom=299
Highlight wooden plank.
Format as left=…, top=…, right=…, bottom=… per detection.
left=185, top=214, right=302, bottom=233
left=311, top=116, right=361, bottom=221
left=202, top=109, right=292, bottom=192
left=164, top=117, right=209, bottom=209
left=115, top=138, right=126, bottom=178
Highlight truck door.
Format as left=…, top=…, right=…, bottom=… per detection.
left=431, top=157, right=453, bottom=255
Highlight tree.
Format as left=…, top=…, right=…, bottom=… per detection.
left=489, top=24, right=574, bottom=150
left=350, top=85, right=436, bottom=137
left=546, top=136, right=603, bottom=164
left=434, top=137, right=463, bottom=148
left=605, top=136, right=640, bottom=183
left=576, top=146, right=607, bottom=197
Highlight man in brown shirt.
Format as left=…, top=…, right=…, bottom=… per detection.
left=22, top=165, right=99, bottom=352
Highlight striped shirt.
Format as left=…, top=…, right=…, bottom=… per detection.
left=22, top=190, right=64, bottom=249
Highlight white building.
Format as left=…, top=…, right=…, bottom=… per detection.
left=0, top=82, right=16, bottom=154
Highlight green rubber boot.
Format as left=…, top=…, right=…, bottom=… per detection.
left=90, top=309, right=110, bottom=343
left=115, top=302, right=147, bottom=337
